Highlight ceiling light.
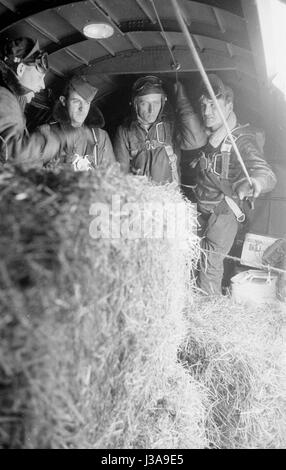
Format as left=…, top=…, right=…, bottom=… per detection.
left=83, top=23, right=114, bottom=39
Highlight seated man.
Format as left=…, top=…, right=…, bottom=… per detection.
left=178, top=74, right=277, bottom=295
left=47, top=76, right=115, bottom=171
left=113, top=75, right=206, bottom=184
left=0, top=37, right=92, bottom=169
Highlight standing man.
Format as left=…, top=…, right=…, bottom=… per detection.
left=180, top=74, right=277, bottom=295
left=47, top=75, right=115, bottom=171
left=0, top=37, right=95, bottom=169
left=113, top=75, right=205, bottom=184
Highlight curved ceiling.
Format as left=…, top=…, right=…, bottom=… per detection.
left=0, top=0, right=268, bottom=124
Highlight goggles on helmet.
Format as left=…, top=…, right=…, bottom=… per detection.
left=132, top=75, right=164, bottom=95
left=16, top=40, right=49, bottom=72
left=25, top=52, right=48, bottom=73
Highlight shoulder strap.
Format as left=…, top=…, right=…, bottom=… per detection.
left=91, top=128, right=99, bottom=166
left=164, top=145, right=179, bottom=184
left=156, top=121, right=173, bottom=144
left=219, top=124, right=257, bottom=179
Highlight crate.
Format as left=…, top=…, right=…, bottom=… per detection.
left=240, top=232, right=278, bottom=268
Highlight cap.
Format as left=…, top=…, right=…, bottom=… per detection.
left=199, top=73, right=230, bottom=100
left=132, top=75, right=166, bottom=98
left=1, top=37, right=48, bottom=72
left=68, top=76, right=98, bottom=102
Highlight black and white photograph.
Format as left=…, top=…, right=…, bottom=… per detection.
left=0, top=0, right=285, bottom=452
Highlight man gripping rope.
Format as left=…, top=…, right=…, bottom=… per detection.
left=179, top=74, right=277, bottom=295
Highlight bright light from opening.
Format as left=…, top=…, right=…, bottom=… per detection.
left=83, top=23, right=114, bottom=39
left=257, top=0, right=286, bottom=96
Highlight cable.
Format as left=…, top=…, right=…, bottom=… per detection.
left=149, top=0, right=181, bottom=84
left=170, top=0, right=253, bottom=187
left=202, top=249, right=286, bottom=275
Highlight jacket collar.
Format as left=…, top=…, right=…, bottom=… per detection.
left=207, top=111, right=237, bottom=149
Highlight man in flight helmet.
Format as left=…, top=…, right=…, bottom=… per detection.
left=177, top=73, right=277, bottom=295
left=113, top=75, right=205, bottom=184
left=0, top=37, right=97, bottom=169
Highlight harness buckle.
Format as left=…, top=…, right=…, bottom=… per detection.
left=199, top=152, right=208, bottom=171
left=212, top=153, right=221, bottom=176
left=156, top=122, right=167, bottom=144
left=237, top=213, right=246, bottom=223
left=166, top=148, right=177, bottom=171
left=145, top=139, right=161, bottom=150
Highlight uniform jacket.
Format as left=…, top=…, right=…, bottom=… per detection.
left=174, top=85, right=276, bottom=210
left=113, top=90, right=206, bottom=184
left=0, top=59, right=62, bottom=169
left=45, top=99, right=115, bottom=170
left=192, top=125, right=277, bottom=213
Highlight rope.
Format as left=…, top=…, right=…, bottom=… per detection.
left=149, top=0, right=181, bottom=83
left=170, top=0, right=253, bottom=186
left=203, top=249, right=286, bottom=275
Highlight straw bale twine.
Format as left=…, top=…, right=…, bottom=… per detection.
left=0, top=165, right=205, bottom=449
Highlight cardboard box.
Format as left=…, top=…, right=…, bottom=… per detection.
left=241, top=232, right=278, bottom=268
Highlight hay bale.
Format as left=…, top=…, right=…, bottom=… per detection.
left=180, top=296, right=286, bottom=449
left=0, top=165, right=206, bottom=449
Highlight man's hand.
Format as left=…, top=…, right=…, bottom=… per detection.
left=236, top=178, right=262, bottom=200
left=38, top=124, right=51, bottom=137
left=174, top=81, right=185, bottom=98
